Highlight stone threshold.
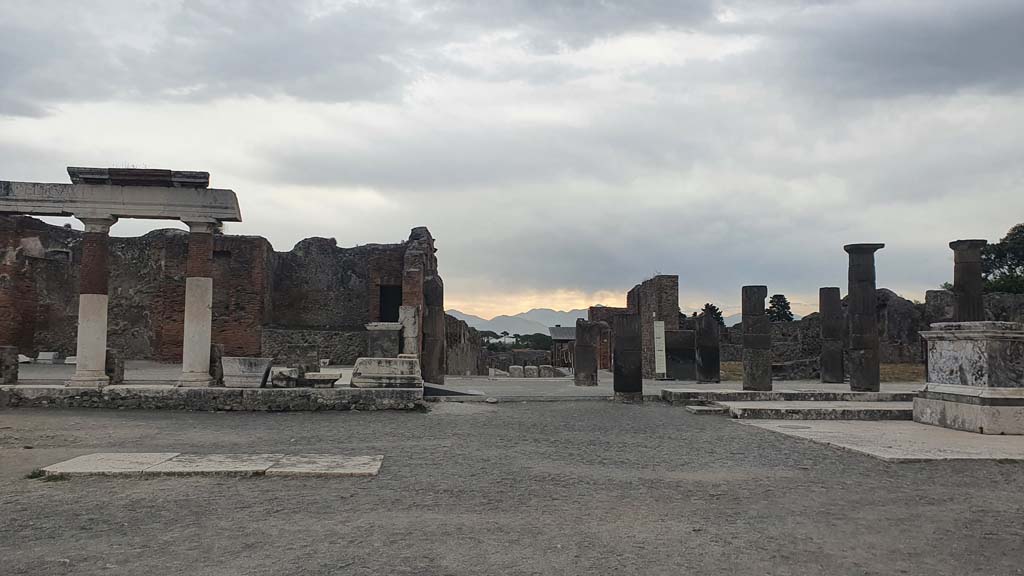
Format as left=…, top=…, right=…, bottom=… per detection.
left=39, top=453, right=383, bottom=478
left=0, top=385, right=423, bottom=411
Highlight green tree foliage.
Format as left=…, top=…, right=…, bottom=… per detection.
left=516, top=333, right=553, bottom=350
left=983, top=223, right=1024, bottom=294
left=479, top=330, right=500, bottom=339
left=701, top=303, right=725, bottom=327
left=767, top=294, right=794, bottom=322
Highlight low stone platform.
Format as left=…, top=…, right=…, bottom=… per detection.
left=0, top=385, right=423, bottom=411
left=719, top=400, right=913, bottom=420
left=40, top=453, right=384, bottom=477
left=739, top=420, right=1024, bottom=462
left=662, top=388, right=917, bottom=404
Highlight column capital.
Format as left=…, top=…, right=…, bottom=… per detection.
left=843, top=243, right=885, bottom=255
left=949, top=239, right=987, bottom=252
left=76, top=216, right=118, bottom=233
left=183, top=219, right=219, bottom=234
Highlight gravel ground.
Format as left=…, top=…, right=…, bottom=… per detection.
left=1, top=402, right=1023, bottom=576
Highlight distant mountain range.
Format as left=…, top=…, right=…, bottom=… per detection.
left=446, top=308, right=589, bottom=335
left=448, top=308, right=800, bottom=334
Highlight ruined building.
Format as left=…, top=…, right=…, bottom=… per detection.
left=0, top=215, right=459, bottom=382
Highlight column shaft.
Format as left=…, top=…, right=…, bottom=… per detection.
left=68, top=217, right=116, bottom=388
left=179, top=223, right=215, bottom=386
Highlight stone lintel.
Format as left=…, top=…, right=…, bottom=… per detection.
left=0, top=181, right=241, bottom=222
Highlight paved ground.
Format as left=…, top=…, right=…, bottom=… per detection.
left=741, top=420, right=1024, bottom=462
left=3, top=403, right=1024, bottom=575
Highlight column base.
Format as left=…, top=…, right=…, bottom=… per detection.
left=66, top=371, right=109, bottom=389
left=614, top=391, right=644, bottom=404
left=177, top=372, right=214, bottom=388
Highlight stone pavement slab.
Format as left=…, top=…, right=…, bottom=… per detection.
left=719, top=400, right=913, bottom=420
left=145, top=453, right=285, bottom=476
left=739, top=420, right=1024, bottom=462
left=266, top=454, right=383, bottom=477
left=42, top=453, right=179, bottom=476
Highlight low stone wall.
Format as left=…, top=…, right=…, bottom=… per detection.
left=484, top=349, right=552, bottom=371
left=0, top=385, right=423, bottom=411
left=260, top=328, right=366, bottom=365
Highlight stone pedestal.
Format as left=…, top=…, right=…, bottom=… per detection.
left=695, top=313, right=720, bottom=383
left=819, top=287, right=845, bottom=383
left=366, top=323, right=402, bottom=358
left=950, top=239, right=987, bottom=322
left=0, top=346, right=18, bottom=385
left=222, top=357, right=274, bottom=388
left=742, top=286, right=771, bottom=391
left=68, top=217, right=117, bottom=388
left=351, top=357, right=424, bottom=388
left=665, top=330, right=696, bottom=381
left=179, top=221, right=217, bottom=387
left=574, top=319, right=601, bottom=387
left=914, top=322, right=1024, bottom=434
left=845, top=243, right=884, bottom=391
left=613, top=314, right=643, bottom=402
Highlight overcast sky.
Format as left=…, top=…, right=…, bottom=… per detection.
left=2, top=0, right=1022, bottom=318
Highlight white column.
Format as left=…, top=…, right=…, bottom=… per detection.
left=67, top=216, right=117, bottom=388
left=178, top=220, right=217, bottom=386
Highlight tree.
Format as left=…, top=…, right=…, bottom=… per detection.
left=479, top=330, right=500, bottom=339
left=500, top=331, right=509, bottom=338
left=701, top=303, right=725, bottom=327
left=517, top=333, right=553, bottom=350
left=767, top=294, right=794, bottom=322
left=983, top=223, right=1024, bottom=294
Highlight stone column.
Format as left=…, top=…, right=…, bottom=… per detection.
left=819, top=287, right=844, bottom=383
left=613, top=314, right=643, bottom=402
left=68, top=216, right=117, bottom=388
left=574, top=319, right=601, bottom=387
left=844, top=243, right=884, bottom=391
left=695, top=312, right=720, bottom=383
left=742, top=285, right=771, bottom=391
left=421, top=275, right=446, bottom=384
left=179, top=220, right=217, bottom=387
left=950, top=239, right=987, bottom=322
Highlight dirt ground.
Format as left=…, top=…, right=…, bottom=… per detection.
left=1, top=402, right=1022, bottom=576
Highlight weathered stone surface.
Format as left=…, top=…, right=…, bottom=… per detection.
left=265, top=454, right=384, bottom=477
left=351, top=357, right=424, bottom=388
left=209, top=343, right=224, bottom=386
left=1, top=384, right=424, bottom=411
left=742, top=286, right=771, bottom=391
left=489, top=368, right=509, bottom=377
left=921, top=322, right=1024, bottom=387
left=37, top=351, right=62, bottom=364
left=772, top=357, right=820, bottom=381
left=365, top=322, right=402, bottom=358
left=538, top=365, right=558, bottom=378
left=613, top=314, right=642, bottom=400
left=695, top=313, right=720, bottom=383
left=0, top=346, right=17, bottom=385
left=950, top=239, right=987, bottom=322
left=625, top=276, right=679, bottom=379
left=147, top=453, right=283, bottom=476
left=42, top=453, right=180, bottom=477
left=508, top=365, right=524, bottom=378
left=270, top=367, right=300, bottom=388
left=574, top=319, right=601, bottom=387
left=399, top=305, right=420, bottom=355
left=665, top=329, right=695, bottom=381
left=221, top=357, right=273, bottom=388
left=445, top=313, right=485, bottom=376
left=845, top=243, right=884, bottom=391
left=819, top=287, right=844, bottom=383
left=421, top=275, right=446, bottom=384
left=524, top=365, right=540, bottom=378
left=105, top=348, right=125, bottom=385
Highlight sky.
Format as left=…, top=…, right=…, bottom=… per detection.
left=2, top=0, right=1022, bottom=319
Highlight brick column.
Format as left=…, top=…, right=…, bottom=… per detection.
left=178, top=220, right=217, bottom=386
left=67, top=216, right=117, bottom=388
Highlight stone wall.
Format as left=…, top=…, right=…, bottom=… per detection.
left=0, top=215, right=441, bottom=374
left=261, top=328, right=367, bottom=366
left=626, top=275, right=680, bottom=378
left=445, top=314, right=486, bottom=376
left=484, top=349, right=551, bottom=371
left=588, top=306, right=628, bottom=370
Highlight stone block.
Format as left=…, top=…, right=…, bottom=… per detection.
left=0, top=346, right=18, bottom=385
left=538, top=365, right=555, bottom=377
left=209, top=343, right=225, bottom=386
left=366, top=322, right=402, bottom=358
left=742, top=348, right=772, bottom=390
left=18, top=354, right=32, bottom=364
left=351, top=357, right=424, bottom=388
left=524, top=365, right=540, bottom=378
left=64, top=356, right=78, bottom=365
left=105, top=349, right=125, bottom=385
left=508, top=365, right=524, bottom=378
left=37, top=351, right=63, bottom=364
left=489, top=368, right=509, bottom=377
left=221, top=357, right=274, bottom=388
left=270, top=367, right=300, bottom=388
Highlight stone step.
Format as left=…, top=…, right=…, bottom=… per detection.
left=662, top=388, right=917, bottom=404
left=717, top=401, right=914, bottom=421
left=684, top=405, right=729, bottom=415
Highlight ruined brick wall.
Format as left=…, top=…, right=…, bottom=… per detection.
left=0, top=215, right=441, bottom=364
left=588, top=306, right=628, bottom=370
left=445, top=313, right=485, bottom=376
left=627, top=275, right=680, bottom=378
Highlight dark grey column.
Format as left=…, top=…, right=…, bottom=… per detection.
left=613, top=314, right=643, bottom=402
left=950, top=239, right=988, bottom=322
left=665, top=330, right=696, bottom=381
left=819, top=287, right=844, bottom=383
left=695, top=312, right=721, bottom=383
left=742, top=285, right=771, bottom=391
left=421, top=276, right=446, bottom=384
left=574, top=319, right=601, bottom=387
left=844, top=243, right=884, bottom=391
